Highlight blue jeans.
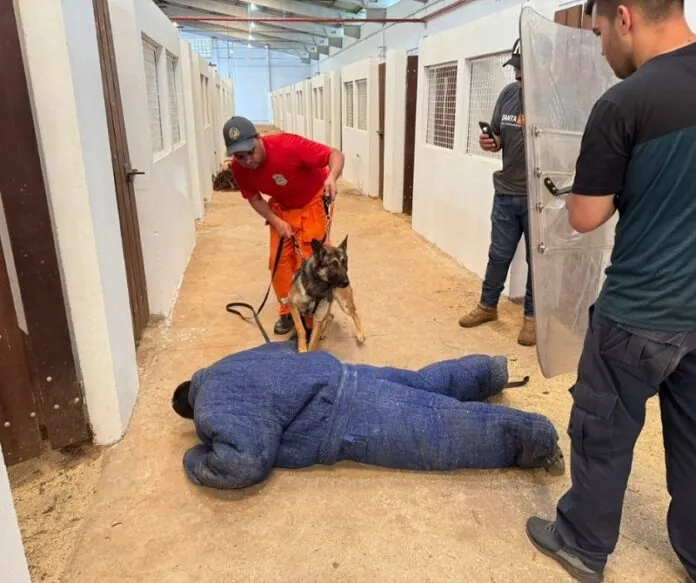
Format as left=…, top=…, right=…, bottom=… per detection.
left=480, top=193, right=534, bottom=317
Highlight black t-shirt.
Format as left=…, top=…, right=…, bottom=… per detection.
left=572, top=42, right=696, bottom=331
left=490, top=82, right=527, bottom=195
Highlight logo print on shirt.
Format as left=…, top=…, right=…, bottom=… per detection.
left=272, top=174, right=288, bottom=186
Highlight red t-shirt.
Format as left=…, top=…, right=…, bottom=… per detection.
left=232, top=133, right=332, bottom=209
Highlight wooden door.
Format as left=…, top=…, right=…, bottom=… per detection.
left=0, top=1, right=91, bottom=463
left=93, top=0, right=150, bottom=344
left=0, top=238, right=41, bottom=465
left=402, top=55, right=419, bottom=216
left=377, top=62, right=386, bottom=200
left=554, top=5, right=593, bottom=29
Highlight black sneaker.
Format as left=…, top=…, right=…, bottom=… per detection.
left=273, top=315, right=294, bottom=335
left=526, top=517, right=604, bottom=583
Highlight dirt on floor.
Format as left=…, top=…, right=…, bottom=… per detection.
left=8, top=137, right=683, bottom=582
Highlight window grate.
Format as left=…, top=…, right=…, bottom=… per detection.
left=466, top=52, right=516, bottom=159
left=356, top=79, right=368, bottom=131
left=344, top=81, right=354, bottom=128
left=167, top=53, right=181, bottom=144
left=425, top=63, right=458, bottom=150
left=143, top=37, right=163, bottom=153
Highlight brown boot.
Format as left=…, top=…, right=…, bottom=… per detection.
left=518, top=316, right=536, bottom=346
left=459, top=304, right=498, bottom=328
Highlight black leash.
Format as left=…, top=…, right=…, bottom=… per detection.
left=225, top=195, right=335, bottom=343
left=225, top=236, right=285, bottom=343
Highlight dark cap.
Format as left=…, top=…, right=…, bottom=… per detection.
left=223, top=116, right=258, bottom=156
left=503, top=38, right=521, bottom=69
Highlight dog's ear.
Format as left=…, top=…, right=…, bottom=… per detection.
left=311, top=238, right=324, bottom=256
left=172, top=381, right=194, bottom=419
left=338, top=234, right=348, bottom=251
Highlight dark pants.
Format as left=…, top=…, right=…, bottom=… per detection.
left=555, top=305, right=696, bottom=578
left=480, top=193, right=534, bottom=317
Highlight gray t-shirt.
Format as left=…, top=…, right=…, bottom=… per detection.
left=490, top=82, right=527, bottom=195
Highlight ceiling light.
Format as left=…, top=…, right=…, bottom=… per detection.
left=250, top=22, right=256, bottom=28
left=250, top=3, right=257, bottom=9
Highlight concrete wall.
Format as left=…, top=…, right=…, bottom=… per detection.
left=382, top=48, right=408, bottom=214
left=294, top=81, right=308, bottom=137
left=0, top=446, right=30, bottom=583
left=18, top=0, right=140, bottom=443
left=311, top=74, right=332, bottom=145
left=179, top=32, right=310, bottom=123
left=329, top=70, right=343, bottom=150
left=412, top=0, right=558, bottom=300
left=340, top=58, right=380, bottom=197
left=110, top=0, right=195, bottom=317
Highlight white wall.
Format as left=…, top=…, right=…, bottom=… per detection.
left=293, top=81, right=308, bottom=137
left=18, top=0, right=140, bottom=443
left=329, top=70, right=343, bottom=150
left=688, top=0, right=696, bottom=28
left=341, top=58, right=380, bottom=197
left=110, top=0, right=196, bottom=317
left=412, top=0, right=557, bottom=301
left=311, top=74, right=332, bottom=145
left=0, top=447, right=30, bottom=583
left=181, top=40, right=204, bottom=219
left=284, top=87, right=295, bottom=133
left=383, top=48, right=408, bottom=213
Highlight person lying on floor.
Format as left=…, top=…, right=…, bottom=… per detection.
left=172, top=341, right=565, bottom=490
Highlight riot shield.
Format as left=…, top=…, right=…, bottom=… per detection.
left=520, top=7, right=619, bottom=378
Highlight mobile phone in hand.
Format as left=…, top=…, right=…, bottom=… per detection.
left=479, top=121, right=494, bottom=139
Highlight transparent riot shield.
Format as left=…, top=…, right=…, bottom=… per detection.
left=520, top=7, right=619, bottom=378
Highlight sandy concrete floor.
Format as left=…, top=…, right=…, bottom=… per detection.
left=51, top=174, right=683, bottom=582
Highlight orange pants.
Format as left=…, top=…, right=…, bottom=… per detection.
left=269, top=189, right=333, bottom=318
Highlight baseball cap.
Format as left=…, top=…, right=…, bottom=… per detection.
left=223, top=116, right=258, bottom=156
left=503, top=38, right=521, bottom=69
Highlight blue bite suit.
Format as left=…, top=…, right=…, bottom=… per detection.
left=182, top=342, right=559, bottom=489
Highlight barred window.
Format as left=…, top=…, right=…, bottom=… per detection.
left=425, top=63, right=458, bottom=150
left=142, top=36, right=163, bottom=153
left=344, top=81, right=354, bottom=128
left=167, top=53, right=181, bottom=144
left=356, top=79, right=367, bottom=131
left=466, top=52, right=516, bottom=159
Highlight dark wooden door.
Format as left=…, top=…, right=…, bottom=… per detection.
left=94, top=0, right=150, bottom=344
left=0, top=240, right=41, bottom=465
left=0, top=1, right=91, bottom=463
left=377, top=62, right=386, bottom=200
left=554, top=5, right=593, bottom=29
left=402, top=55, right=419, bottom=216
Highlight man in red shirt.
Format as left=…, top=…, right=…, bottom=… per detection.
left=224, top=116, right=345, bottom=335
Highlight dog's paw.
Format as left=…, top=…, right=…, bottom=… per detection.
left=356, top=333, right=366, bottom=345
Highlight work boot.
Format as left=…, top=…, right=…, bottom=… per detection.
left=458, top=304, right=498, bottom=328
left=274, top=314, right=294, bottom=335
left=526, top=518, right=604, bottom=583
left=518, top=315, right=536, bottom=346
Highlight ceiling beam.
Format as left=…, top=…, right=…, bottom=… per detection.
left=160, top=0, right=332, bottom=37
left=234, top=0, right=356, bottom=20
left=163, top=6, right=317, bottom=44
left=180, top=21, right=309, bottom=50
left=180, top=26, right=306, bottom=59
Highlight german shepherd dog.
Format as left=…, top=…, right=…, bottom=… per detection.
left=286, top=235, right=365, bottom=353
